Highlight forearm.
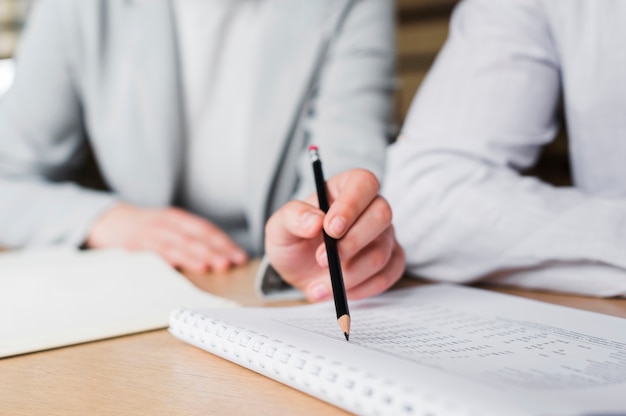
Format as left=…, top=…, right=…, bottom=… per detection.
left=0, top=179, right=118, bottom=247
left=385, top=141, right=626, bottom=296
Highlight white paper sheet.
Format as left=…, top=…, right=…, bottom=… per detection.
left=187, top=284, right=626, bottom=415
left=0, top=248, right=236, bottom=358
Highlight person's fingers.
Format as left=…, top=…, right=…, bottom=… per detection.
left=314, top=196, right=392, bottom=267
left=339, top=225, right=396, bottom=289
left=304, top=277, right=334, bottom=302
left=141, top=237, right=208, bottom=274
left=345, top=242, right=406, bottom=300
left=142, top=226, right=236, bottom=273
left=264, top=200, right=326, bottom=289
left=323, top=169, right=381, bottom=238
left=306, top=227, right=393, bottom=302
left=307, top=226, right=402, bottom=302
left=86, top=204, right=247, bottom=273
left=164, top=208, right=247, bottom=264
left=303, top=272, right=334, bottom=302
left=265, top=200, right=325, bottom=247
left=180, top=239, right=233, bottom=272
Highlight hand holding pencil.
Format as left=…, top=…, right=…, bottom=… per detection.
left=264, top=154, right=405, bottom=306
left=309, top=145, right=351, bottom=339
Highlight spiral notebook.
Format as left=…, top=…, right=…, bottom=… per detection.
left=169, top=284, right=626, bottom=416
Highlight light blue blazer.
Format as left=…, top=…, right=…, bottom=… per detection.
left=0, top=0, right=394, bottom=265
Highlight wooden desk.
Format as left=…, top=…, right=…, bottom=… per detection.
left=1, top=261, right=625, bottom=416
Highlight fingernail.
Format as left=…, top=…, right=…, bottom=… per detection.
left=329, top=216, right=347, bottom=237
left=309, top=283, right=330, bottom=301
left=191, top=261, right=206, bottom=274
left=317, top=246, right=328, bottom=266
left=231, top=251, right=247, bottom=264
left=300, top=211, right=321, bottom=231
left=214, top=257, right=230, bottom=271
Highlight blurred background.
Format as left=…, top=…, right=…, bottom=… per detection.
left=0, top=0, right=32, bottom=59
left=0, top=0, right=570, bottom=185
left=0, top=0, right=32, bottom=95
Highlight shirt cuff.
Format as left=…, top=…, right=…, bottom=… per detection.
left=254, top=256, right=305, bottom=301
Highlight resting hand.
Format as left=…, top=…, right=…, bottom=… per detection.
left=265, top=169, right=405, bottom=302
left=86, top=204, right=248, bottom=274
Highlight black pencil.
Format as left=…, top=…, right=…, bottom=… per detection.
left=308, top=145, right=351, bottom=341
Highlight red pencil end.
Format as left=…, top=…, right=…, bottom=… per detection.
left=308, top=145, right=320, bottom=162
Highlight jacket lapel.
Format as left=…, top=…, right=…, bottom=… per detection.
left=244, top=0, right=348, bottom=250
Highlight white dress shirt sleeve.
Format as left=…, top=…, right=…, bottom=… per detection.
left=384, top=0, right=626, bottom=297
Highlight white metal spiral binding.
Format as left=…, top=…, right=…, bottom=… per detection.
left=169, top=309, right=478, bottom=416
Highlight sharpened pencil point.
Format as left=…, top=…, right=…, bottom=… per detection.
left=338, top=315, right=351, bottom=341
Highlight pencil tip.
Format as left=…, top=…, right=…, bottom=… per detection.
left=338, top=315, right=351, bottom=341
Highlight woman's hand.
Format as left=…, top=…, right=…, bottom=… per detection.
left=86, top=204, right=248, bottom=274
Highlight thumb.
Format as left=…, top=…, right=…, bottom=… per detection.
left=265, top=200, right=325, bottom=247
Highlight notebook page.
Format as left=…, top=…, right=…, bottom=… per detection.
left=186, top=284, right=626, bottom=415
left=0, top=248, right=237, bottom=358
